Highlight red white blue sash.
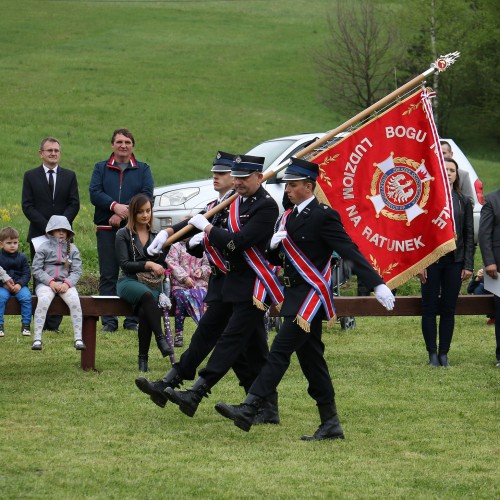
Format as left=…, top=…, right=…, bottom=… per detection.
left=279, top=210, right=336, bottom=332
left=228, top=197, right=284, bottom=310
left=202, top=199, right=229, bottom=274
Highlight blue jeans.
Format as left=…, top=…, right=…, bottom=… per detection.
left=0, top=286, right=32, bottom=325
left=421, top=258, right=463, bottom=354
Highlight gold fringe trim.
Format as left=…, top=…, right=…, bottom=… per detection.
left=326, top=316, right=336, bottom=329
left=295, top=315, right=311, bottom=333
left=253, top=298, right=268, bottom=311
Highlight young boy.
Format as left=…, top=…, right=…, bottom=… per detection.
left=0, top=227, right=32, bottom=337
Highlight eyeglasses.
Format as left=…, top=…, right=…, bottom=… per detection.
left=41, top=149, right=60, bottom=153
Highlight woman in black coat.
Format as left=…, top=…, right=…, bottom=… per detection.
left=115, top=194, right=173, bottom=372
left=418, top=158, right=475, bottom=367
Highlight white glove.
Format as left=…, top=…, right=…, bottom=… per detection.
left=374, top=284, right=395, bottom=311
left=147, top=230, right=168, bottom=256
left=189, top=214, right=210, bottom=231
left=270, top=230, right=287, bottom=250
left=188, top=232, right=205, bottom=248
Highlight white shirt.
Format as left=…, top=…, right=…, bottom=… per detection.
left=294, top=195, right=315, bottom=215
left=43, top=165, right=58, bottom=192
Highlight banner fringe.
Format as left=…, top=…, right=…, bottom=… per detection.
left=295, top=315, right=311, bottom=333
left=253, top=298, right=268, bottom=311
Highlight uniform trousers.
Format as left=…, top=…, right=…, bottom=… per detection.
left=176, top=301, right=266, bottom=392
left=199, top=301, right=268, bottom=390
left=249, top=314, right=335, bottom=405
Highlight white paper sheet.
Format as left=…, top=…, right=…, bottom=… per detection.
left=484, top=272, right=500, bottom=298
left=31, top=235, right=49, bottom=252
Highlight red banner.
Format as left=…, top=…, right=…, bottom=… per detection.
left=312, top=88, right=456, bottom=288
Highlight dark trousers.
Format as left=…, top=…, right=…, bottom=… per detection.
left=494, top=294, right=500, bottom=361
left=421, top=259, right=463, bottom=354
left=176, top=301, right=264, bottom=392
left=30, top=242, right=61, bottom=330
left=96, top=229, right=137, bottom=329
left=199, top=301, right=268, bottom=388
left=249, top=314, right=335, bottom=405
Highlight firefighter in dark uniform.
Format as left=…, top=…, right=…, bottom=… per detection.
left=163, top=154, right=281, bottom=419
left=215, top=157, right=395, bottom=440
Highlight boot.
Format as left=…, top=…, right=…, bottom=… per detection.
left=214, top=394, right=264, bottom=432
left=438, top=353, right=450, bottom=367
left=301, top=403, right=345, bottom=441
left=138, top=354, right=149, bottom=373
left=165, top=377, right=211, bottom=417
left=174, top=333, right=184, bottom=347
left=155, top=332, right=174, bottom=358
left=253, top=392, right=280, bottom=425
left=135, top=367, right=183, bottom=408
left=428, top=350, right=440, bottom=367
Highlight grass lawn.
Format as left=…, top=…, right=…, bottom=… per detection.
left=1, top=315, right=498, bottom=498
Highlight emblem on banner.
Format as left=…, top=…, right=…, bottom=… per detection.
left=368, top=154, right=433, bottom=225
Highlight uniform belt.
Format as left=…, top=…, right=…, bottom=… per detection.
left=282, top=275, right=306, bottom=287
left=210, top=265, right=224, bottom=276
left=225, top=261, right=244, bottom=272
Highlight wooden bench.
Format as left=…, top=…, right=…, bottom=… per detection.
left=5, top=295, right=496, bottom=371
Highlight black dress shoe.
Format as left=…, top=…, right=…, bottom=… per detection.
left=438, top=354, right=450, bottom=367
left=428, top=351, right=440, bottom=367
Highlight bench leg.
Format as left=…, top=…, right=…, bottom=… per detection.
left=81, top=316, right=98, bottom=371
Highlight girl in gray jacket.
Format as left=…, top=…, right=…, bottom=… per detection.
left=31, top=215, right=84, bottom=351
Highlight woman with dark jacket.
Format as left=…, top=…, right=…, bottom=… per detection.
left=418, top=158, right=475, bottom=367
left=115, top=194, right=173, bottom=372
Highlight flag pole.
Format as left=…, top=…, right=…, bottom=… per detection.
left=163, top=52, right=460, bottom=248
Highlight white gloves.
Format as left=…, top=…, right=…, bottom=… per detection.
left=189, top=214, right=210, bottom=231
left=147, top=230, right=168, bottom=256
left=374, top=284, right=395, bottom=311
left=188, top=232, right=205, bottom=248
left=270, top=230, right=287, bottom=250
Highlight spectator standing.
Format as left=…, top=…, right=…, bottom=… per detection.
left=418, top=159, right=475, bottom=367
left=214, top=158, right=394, bottom=440
left=166, top=238, right=210, bottom=347
left=22, top=137, right=80, bottom=332
left=89, top=128, right=154, bottom=332
left=440, top=140, right=475, bottom=206
left=31, top=216, right=84, bottom=351
left=478, top=187, right=500, bottom=367
left=0, top=227, right=32, bottom=337
left=115, top=194, right=172, bottom=372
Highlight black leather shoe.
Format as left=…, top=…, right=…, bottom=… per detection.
left=301, top=415, right=345, bottom=441
left=101, top=325, right=117, bottom=333
left=135, top=377, right=169, bottom=408
left=165, top=378, right=210, bottom=417
left=438, top=353, right=450, bottom=367
left=428, top=351, right=440, bottom=367
left=215, top=394, right=263, bottom=432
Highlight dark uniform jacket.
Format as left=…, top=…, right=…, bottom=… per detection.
left=479, top=188, right=500, bottom=269
left=266, top=197, right=383, bottom=317
left=207, top=186, right=279, bottom=303
left=22, top=165, right=80, bottom=241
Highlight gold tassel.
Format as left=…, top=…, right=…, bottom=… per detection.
left=253, top=298, right=268, bottom=311
left=326, top=316, right=336, bottom=329
left=295, top=315, right=311, bottom=333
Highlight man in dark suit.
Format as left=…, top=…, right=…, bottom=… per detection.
left=478, top=188, right=500, bottom=367
left=215, top=158, right=395, bottom=440
left=163, top=154, right=280, bottom=419
left=22, top=137, right=80, bottom=332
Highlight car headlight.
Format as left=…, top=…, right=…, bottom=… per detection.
left=157, top=187, right=200, bottom=207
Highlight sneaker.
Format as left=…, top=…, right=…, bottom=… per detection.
left=101, top=324, right=118, bottom=333
left=32, top=340, right=43, bottom=350
left=21, top=324, right=31, bottom=336
left=0, top=325, right=4, bottom=337
left=174, top=334, right=184, bottom=348
left=74, top=339, right=86, bottom=350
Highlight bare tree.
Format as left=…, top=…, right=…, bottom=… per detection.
left=315, top=1, right=406, bottom=116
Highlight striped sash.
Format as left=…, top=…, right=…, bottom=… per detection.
left=228, top=197, right=284, bottom=310
left=279, top=211, right=336, bottom=332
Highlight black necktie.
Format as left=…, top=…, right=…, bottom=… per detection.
left=48, top=170, right=55, bottom=199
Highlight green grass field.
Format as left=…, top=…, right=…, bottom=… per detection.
left=1, top=1, right=499, bottom=498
